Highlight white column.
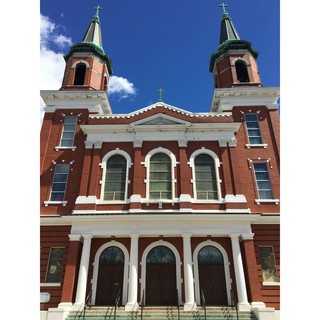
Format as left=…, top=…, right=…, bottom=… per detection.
left=75, top=234, right=92, bottom=305
left=183, top=234, right=197, bottom=311
left=125, top=234, right=139, bottom=311
left=230, top=234, right=250, bottom=311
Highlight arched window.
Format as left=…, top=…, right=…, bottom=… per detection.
left=104, top=155, right=127, bottom=201
left=198, top=246, right=224, bottom=265
left=74, top=63, right=86, bottom=85
left=235, top=60, right=249, bottom=83
left=194, top=154, right=218, bottom=200
left=149, top=153, right=172, bottom=200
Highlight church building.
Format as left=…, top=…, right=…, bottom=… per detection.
left=40, top=5, right=280, bottom=320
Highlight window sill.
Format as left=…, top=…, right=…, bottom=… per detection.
left=55, top=146, right=77, bottom=151
left=44, top=201, right=68, bottom=207
left=255, top=199, right=280, bottom=205
left=262, top=282, right=280, bottom=287
left=245, top=144, right=268, bottom=149
left=40, top=283, right=61, bottom=287
left=96, top=200, right=129, bottom=205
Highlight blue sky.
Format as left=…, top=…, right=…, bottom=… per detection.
left=41, top=0, right=279, bottom=114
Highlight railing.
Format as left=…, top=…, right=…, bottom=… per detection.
left=230, top=286, right=239, bottom=320
left=176, top=288, right=180, bottom=320
left=140, top=289, right=145, bottom=320
left=75, top=287, right=92, bottom=319
left=113, top=285, right=122, bottom=320
left=200, top=289, right=206, bottom=320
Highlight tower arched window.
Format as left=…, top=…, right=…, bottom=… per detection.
left=149, top=153, right=172, bottom=200
left=235, top=60, right=250, bottom=83
left=103, top=155, right=127, bottom=201
left=74, top=63, right=87, bottom=85
left=194, top=154, right=218, bottom=200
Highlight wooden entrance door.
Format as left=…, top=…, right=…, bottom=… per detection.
left=146, top=246, right=177, bottom=306
left=198, top=245, right=228, bottom=306
left=95, top=246, right=124, bottom=306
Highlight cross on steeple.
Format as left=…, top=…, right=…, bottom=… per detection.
left=94, top=5, right=102, bottom=19
left=219, top=1, right=229, bottom=16
left=158, top=88, right=164, bottom=102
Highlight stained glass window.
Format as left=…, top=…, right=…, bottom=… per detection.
left=60, top=116, right=77, bottom=147
left=149, top=153, right=172, bottom=200
left=245, top=113, right=263, bottom=145
left=147, top=246, right=175, bottom=264
left=46, top=247, right=65, bottom=283
left=99, top=246, right=124, bottom=265
left=259, top=246, right=279, bottom=283
left=50, top=164, right=70, bottom=201
left=198, top=246, right=224, bottom=265
left=195, top=154, right=218, bottom=200
left=104, top=155, right=127, bottom=200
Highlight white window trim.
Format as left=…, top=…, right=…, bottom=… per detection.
left=71, top=60, right=90, bottom=68
left=263, top=282, right=280, bottom=286
left=91, top=241, right=130, bottom=306
left=44, top=200, right=68, bottom=207
left=100, top=149, right=132, bottom=203
left=245, top=143, right=268, bottom=149
left=189, top=148, right=223, bottom=202
left=193, top=240, right=232, bottom=306
left=255, top=199, right=279, bottom=205
left=55, top=146, right=77, bottom=151
left=40, top=283, right=61, bottom=287
left=244, top=113, right=264, bottom=145
left=140, top=240, right=182, bottom=305
left=144, top=147, right=177, bottom=202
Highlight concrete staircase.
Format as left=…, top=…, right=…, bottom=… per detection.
left=66, top=306, right=258, bottom=320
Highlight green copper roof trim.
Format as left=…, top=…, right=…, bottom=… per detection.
left=209, top=40, right=258, bottom=72
left=64, top=42, right=112, bottom=75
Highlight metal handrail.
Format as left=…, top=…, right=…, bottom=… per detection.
left=140, top=289, right=144, bottom=320
left=176, top=288, right=180, bottom=320
left=231, top=286, right=239, bottom=320
left=74, top=287, right=92, bottom=319
left=200, top=289, right=206, bottom=320
left=113, top=285, right=122, bottom=320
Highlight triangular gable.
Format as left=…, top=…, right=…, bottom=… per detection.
left=132, top=113, right=190, bottom=126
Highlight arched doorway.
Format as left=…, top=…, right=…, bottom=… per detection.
left=95, top=246, right=125, bottom=306
left=197, top=245, right=229, bottom=306
left=146, top=245, right=177, bottom=305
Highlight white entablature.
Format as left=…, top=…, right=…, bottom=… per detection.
left=81, top=117, right=241, bottom=148
left=40, top=90, right=112, bottom=114
left=211, top=87, right=280, bottom=112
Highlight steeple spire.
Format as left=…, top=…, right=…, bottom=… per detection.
left=218, top=1, right=240, bottom=44
left=82, top=6, right=104, bottom=50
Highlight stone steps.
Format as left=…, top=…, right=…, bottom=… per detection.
left=67, top=306, right=257, bottom=320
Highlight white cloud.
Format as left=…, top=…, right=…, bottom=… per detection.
left=40, top=14, right=69, bottom=90
left=108, top=76, right=136, bottom=99
left=53, top=34, right=73, bottom=48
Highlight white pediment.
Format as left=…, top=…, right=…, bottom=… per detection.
left=132, top=113, right=190, bottom=126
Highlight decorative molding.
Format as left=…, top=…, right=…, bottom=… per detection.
left=224, top=194, right=247, bottom=203
left=75, top=196, right=97, bottom=204
left=40, top=90, right=112, bottom=115
left=212, top=87, right=280, bottom=112
left=40, top=283, right=61, bottom=287
left=68, top=234, right=81, bottom=241
left=89, top=101, right=232, bottom=120
left=55, top=146, right=77, bottom=151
